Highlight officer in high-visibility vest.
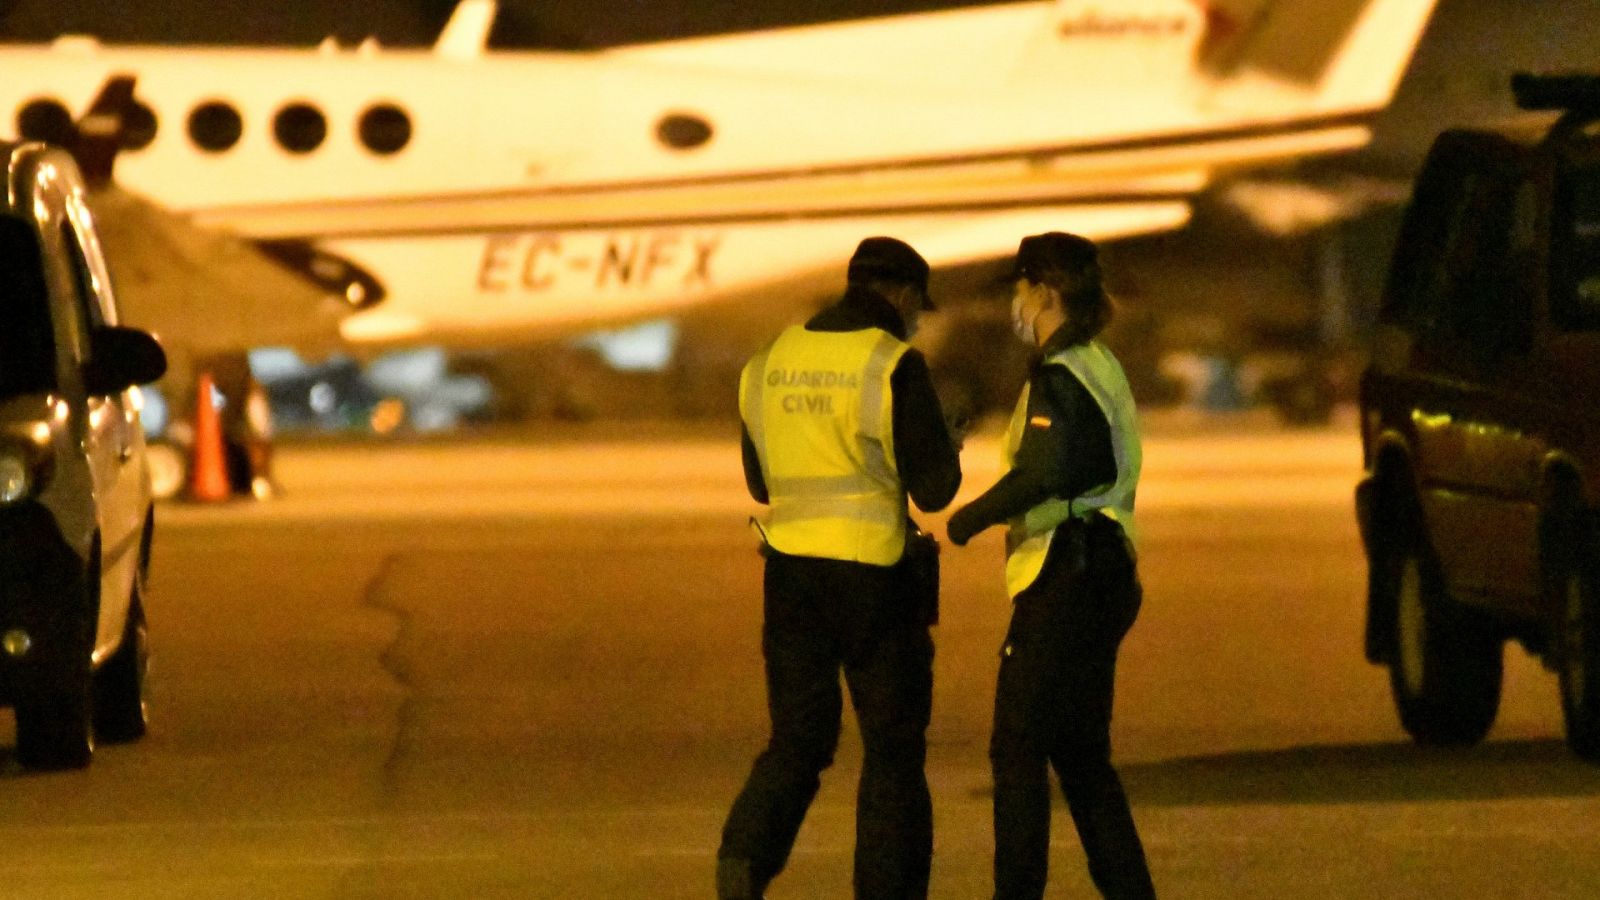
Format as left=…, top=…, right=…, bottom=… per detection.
left=946, top=232, right=1155, bottom=900
left=718, top=237, right=963, bottom=900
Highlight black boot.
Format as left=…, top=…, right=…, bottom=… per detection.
left=716, top=856, right=764, bottom=900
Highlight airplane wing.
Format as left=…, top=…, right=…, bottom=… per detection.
left=87, top=184, right=357, bottom=358
left=56, top=75, right=379, bottom=361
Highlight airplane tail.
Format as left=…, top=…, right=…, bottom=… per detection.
left=1179, top=0, right=1440, bottom=114
left=434, top=0, right=497, bottom=61
left=68, top=74, right=136, bottom=188
left=625, top=0, right=1436, bottom=123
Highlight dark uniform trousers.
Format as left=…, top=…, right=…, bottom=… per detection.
left=991, top=515, right=1155, bottom=900
left=720, top=550, right=935, bottom=899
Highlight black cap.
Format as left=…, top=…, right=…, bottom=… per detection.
left=848, top=236, right=934, bottom=309
left=1014, top=231, right=1098, bottom=283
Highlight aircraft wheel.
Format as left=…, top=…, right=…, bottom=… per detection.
left=146, top=439, right=187, bottom=501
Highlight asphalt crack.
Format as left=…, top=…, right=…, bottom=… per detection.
left=358, top=552, right=417, bottom=792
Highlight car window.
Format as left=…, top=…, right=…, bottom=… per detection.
left=63, top=194, right=120, bottom=325
left=0, top=213, right=58, bottom=396
left=60, top=219, right=104, bottom=332
left=1441, top=175, right=1521, bottom=344
left=1387, top=139, right=1533, bottom=355
left=1385, top=154, right=1467, bottom=334
left=1553, top=163, right=1600, bottom=329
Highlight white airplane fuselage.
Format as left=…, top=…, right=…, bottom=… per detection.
left=0, top=0, right=1438, bottom=348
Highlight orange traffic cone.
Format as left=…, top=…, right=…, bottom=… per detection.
left=186, top=372, right=231, bottom=502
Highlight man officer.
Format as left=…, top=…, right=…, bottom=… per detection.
left=718, top=237, right=963, bottom=900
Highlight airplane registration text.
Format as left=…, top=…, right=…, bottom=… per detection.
left=477, top=231, right=722, bottom=294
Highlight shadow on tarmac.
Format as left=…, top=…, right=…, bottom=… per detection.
left=1117, top=739, right=1600, bottom=806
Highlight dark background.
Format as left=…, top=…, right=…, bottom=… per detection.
left=0, top=0, right=1592, bottom=171
left=1, top=0, right=1593, bottom=421
left=0, top=1, right=1013, bottom=48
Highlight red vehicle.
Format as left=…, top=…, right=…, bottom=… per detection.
left=1357, top=75, right=1600, bottom=760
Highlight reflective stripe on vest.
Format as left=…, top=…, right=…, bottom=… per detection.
left=1003, top=340, right=1142, bottom=597
left=739, top=326, right=910, bottom=565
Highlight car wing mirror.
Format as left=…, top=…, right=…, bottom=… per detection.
left=84, top=326, right=168, bottom=395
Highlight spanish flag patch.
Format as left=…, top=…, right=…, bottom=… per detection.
left=1028, top=415, right=1052, bottom=428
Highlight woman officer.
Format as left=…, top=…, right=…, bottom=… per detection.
left=946, top=232, right=1155, bottom=899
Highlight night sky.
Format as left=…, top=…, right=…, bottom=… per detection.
left=0, top=0, right=1012, bottom=48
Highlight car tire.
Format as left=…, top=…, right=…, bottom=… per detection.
left=145, top=439, right=187, bottom=501
left=1382, top=522, right=1503, bottom=746
left=15, top=651, right=95, bottom=771
left=93, top=584, right=150, bottom=744
left=1547, top=501, right=1600, bottom=761
left=15, top=547, right=101, bottom=771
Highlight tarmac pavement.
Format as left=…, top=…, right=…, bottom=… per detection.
left=4, top=417, right=1599, bottom=898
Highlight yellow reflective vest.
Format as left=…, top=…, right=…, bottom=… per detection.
left=1003, top=340, right=1141, bottom=598
left=740, top=325, right=911, bottom=566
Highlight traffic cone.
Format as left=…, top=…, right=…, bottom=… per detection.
left=186, top=372, right=231, bottom=502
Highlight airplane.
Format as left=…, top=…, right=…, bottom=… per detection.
left=0, top=0, right=1437, bottom=366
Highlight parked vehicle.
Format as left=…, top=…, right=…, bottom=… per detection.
left=0, top=141, right=166, bottom=769
left=1357, top=75, right=1600, bottom=759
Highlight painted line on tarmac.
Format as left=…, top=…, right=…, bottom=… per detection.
left=156, top=431, right=1362, bottom=526
left=633, top=846, right=738, bottom=858
left=0, top=804, right=725, bottom=835
left=634, top=843, right=849, bottom=859
left=157, top=475, right=1357, bottom=526
left=251, top=852, right=502, bottom=868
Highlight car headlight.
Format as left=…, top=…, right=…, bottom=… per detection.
left=0, top=449, right=29, bottom=504
left=0, top=427, right=53, bottom=505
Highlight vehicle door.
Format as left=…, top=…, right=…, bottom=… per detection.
left=1544, top=145, right=1600, bottom=531
left=51, top=193, right=141, bottom=650
left=1398, top=135, right=1549, bottom=609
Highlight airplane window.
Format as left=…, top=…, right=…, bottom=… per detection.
left=358, top=104, right=411, bottom=156
left=16, top=98, right=74, bottom=148
left=0, top=214, right=57, bottom=396
left=122, top=101, right=158, bottom=152
left=656, top=113, right=713, bottom=151
left=188, top=100, right=243, bottom=153
left=274, top=102, right=327, bottom=155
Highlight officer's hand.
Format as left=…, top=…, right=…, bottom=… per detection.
left=947, top=505, right=981, bottom=547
